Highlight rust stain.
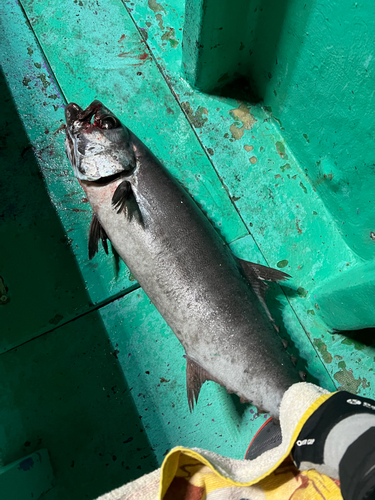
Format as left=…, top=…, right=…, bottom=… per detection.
left=296, top=219, right=302, bottom=234
left=118, top=34, right=126, bottom=42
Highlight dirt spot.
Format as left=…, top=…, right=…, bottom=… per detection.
left=341, top=338, right=365, bottom=351
left=249, top=156, right=257, bottom=164
left=244, top=145, right=253, bottom=152
left=155, top=13, right=164, bottom=30
left=230, top=123, right=244, bottom=140
left=229, top=103, right=257, bottom=140
left=297, top=287, right=308, bottom=298
left=277, top=260, right=288, bottom=268
left=37, top=73, right=50, bottom=88
left=49, top=314, right=63, bottom=325
left=181, top=102, right=208, bottom=128
left=22, top=77, right=31, bottom=88
left=280, top=163, right=291, bottom=172
left=161, top=27, right=179, bottom=47
left=148, top=0, right=165, bottom=13
left=276, top=141, right=288, bottom=159
left=313, top=339, right=333, bottom=364
left=334, top=361, right=369, bottom=393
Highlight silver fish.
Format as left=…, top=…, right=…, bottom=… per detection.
left=64, top=100, right=299, bottom=418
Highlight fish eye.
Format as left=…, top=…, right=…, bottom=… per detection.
left=100, top=116, right=119, bottom=129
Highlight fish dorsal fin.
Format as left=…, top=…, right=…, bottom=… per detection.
left=186, top=356, right=221, bottom=411
left=88, top=213, right=109, bottom=260
left=112, top=179, right=143, bottom=226
left=238, top=259, right=291, bottom=331
left=238, top=260, right=291, bottom=283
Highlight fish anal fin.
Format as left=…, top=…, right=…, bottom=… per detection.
left=186, top=356, right=220, bottom=411
left=89, top=213, right=109, bottom=260
left=112, top=179, right=144, bottom=226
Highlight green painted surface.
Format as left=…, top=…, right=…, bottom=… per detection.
left=242, top=0, right=375, bottom=261
left=1, top=2, right=136, bottom=353
left=182, top=0, right=251, bottom=91
left=0, top=308, right=158, bottom=500
left=0, top=449, right=54, bottom=500
left=182, top=0, right=375, bottom=262
left=315, top=261, right=375, bottom=330
left=2, top=0, right=375, bottom=498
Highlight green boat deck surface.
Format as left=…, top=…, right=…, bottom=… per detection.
left=1, top=0, right=374, bottom=498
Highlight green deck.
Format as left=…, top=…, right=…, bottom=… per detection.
left=1, top=0, right=374, bottom=498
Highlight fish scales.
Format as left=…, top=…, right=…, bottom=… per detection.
left=65, top=101, right=299, bottom=417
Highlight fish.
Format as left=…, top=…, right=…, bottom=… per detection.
left=64, top=100, right=300, bottom=418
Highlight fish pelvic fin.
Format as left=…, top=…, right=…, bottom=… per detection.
left=112, top=179, right=144, bottom=226
left=238, top=259, right=291, bottom=329
left=186, top=356, right=221, bottom=411
left=89, top=213, right=109, bottom=260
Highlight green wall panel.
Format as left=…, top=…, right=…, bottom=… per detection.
left=242, top=0, right=375, bottom=261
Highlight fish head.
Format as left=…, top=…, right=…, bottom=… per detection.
left=65, top=100, right=135, bottom=181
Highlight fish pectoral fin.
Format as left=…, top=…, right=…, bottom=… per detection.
left=112, top=180, right=143, bottom=226
left=88, top=213, right=109, bottom=260
left=238, top=259, right=289, bottom=329
left=186, top=356, right=221, bottom=411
